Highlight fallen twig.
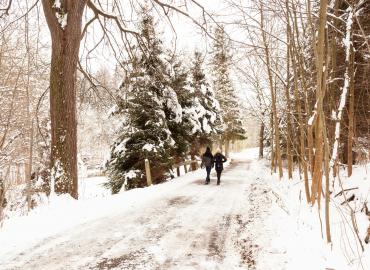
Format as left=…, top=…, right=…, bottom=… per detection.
left=334, top=187, right=359, bottom=198
left=271, top=190, right=290, bottom=215
left=340, top=194, right=355, bottom=205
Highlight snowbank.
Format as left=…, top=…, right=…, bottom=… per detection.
left=265, top=161, right=370, bottom=270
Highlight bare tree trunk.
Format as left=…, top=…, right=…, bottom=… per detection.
left=270, top=111, right=275, bottom=173
left=287, top=8, right=310, bottom=202
left=285, top=2, right=293, bottom=179
left=259, top=121, right=264, bottom=159
left=260, top=2, right=283, bottom=178
left=26, top=120, right=34, bottom=209
left=307, top=123, right=314, bottom=177
left=329, top=0, right=340, bottom=179
left=25, top=13, right=33, bottom=210
left=190, top=142, right=199, bottom=171
left=218, top=135, right=223, bottom=152
left=288, top=1, right=312, bottom=201
left=323, top=116, right=331, bottom=243
left=347, top=45, right=355, bottom=177
left=330, top=6, right=354, bottom=181
left=311, top=0, right=328, bottom=207
left=42, top=1, right=87, bottom=199
left=225, top=139, right=230, bottom=158
left=257, top=89, right=265, bottom=159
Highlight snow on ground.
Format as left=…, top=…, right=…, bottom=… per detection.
left=0, top=148, right=369, bottom=270
left=261, top=160, right=370, bottom=270
left=0, top=150, right=253, bottom=269
left=79, top=176, right=111, bottom=200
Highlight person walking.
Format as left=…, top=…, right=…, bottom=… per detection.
left=201, top=147, right=214, bottom=184
left=214, top=149, right=227, bottom=185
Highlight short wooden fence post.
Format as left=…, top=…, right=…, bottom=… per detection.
left=145, top=159, right=152, bottom=186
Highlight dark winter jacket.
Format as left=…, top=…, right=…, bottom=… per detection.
left=201, top=148, right=214, bottom=168
left=214, top=153, right=227, bottom=171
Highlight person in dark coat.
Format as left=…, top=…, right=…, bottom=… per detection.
left=201, top=146, right=214, bottom=184
left=214, top=149, right=227, bottom=185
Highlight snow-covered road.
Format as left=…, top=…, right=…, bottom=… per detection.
left=1, top=151, right=286, bottom=270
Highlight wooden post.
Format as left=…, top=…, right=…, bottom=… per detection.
left=193, top=160, right=199, bottom=170
left=145, top=159, right=152, bottom=186
left=187, top=161, right=192, bottom=172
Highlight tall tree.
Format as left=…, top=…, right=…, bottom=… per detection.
left=41, top=1, right=86, bottom=199
left=106, top=12, right=177, bottom=192
left=211, top=26, right=246, bottom=156
left=188, top=51, right=222, bottom=159
left=166, top=57, right=193, bottom=163
left=259, top=2, right=283, bottom=178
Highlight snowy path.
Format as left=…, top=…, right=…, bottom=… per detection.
left=1, top=152, right=287, bottom=270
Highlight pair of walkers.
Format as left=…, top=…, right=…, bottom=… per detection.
left=200, top=147, right=227, bottom=185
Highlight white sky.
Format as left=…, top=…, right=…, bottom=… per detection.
left=83, top=0, right=254, bottom=101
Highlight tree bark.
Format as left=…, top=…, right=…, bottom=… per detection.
left=42, top=0, right=87, bottom=199
left=287, top=4, right=310, bottom=202
left=323, top=116, right=331, bottom=243
left=311, top=0, right=328, bottom=206
left=270, top=111, right=275, bottom=173
left=285, top=2, right=293, bottom=179
left=347, top=45, right=355, bottom=177
left=25, top=15, right=34, bottom=210
left=259, top=121, right=264, bottom=159
left=257, top=88, right=264, bottom=159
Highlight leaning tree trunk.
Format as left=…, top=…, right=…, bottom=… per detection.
left=42, top=0, right=87, bottom=199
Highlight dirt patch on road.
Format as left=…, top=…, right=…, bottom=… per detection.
left=93, top=248, right=155, bottom=270
left=233, top=182, right=272, bottom=269
left=207, top=214, right=232, bottom=261
left=167, top=196, right=192, bottom=206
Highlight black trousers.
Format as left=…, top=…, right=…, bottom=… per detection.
left=216, top=170, right=222, bottom=184
left=205, top=166, right=212, bottom=182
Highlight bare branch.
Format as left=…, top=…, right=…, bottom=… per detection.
left=86, top=0, right=139, bottom=36
left=0, top=0, right=12, bottom=18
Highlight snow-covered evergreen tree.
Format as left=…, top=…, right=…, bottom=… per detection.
left=165, top=57, right=193, bottom=162
left=166, top=51, right=222, bottom=162
left=211, top=26, right=246, bottom=145
left=187, top=51, right=222, bottom=154
left=106, top=11, right=178, bottom=192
